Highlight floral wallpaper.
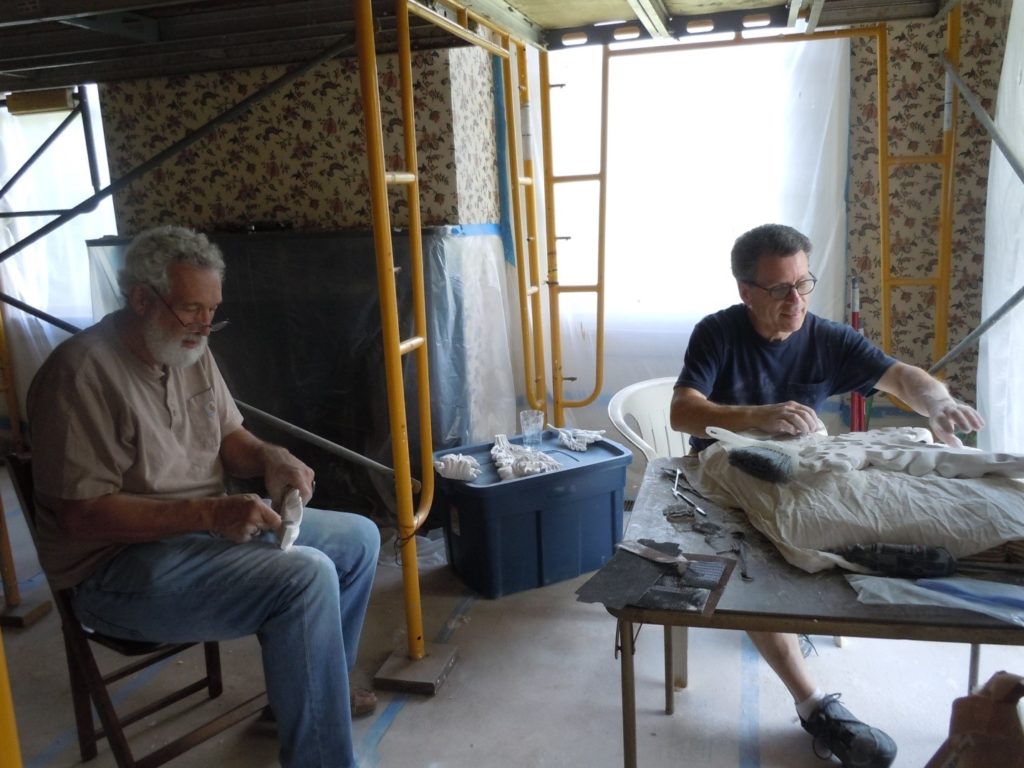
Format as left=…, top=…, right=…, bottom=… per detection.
left=848, top=0, right=1010, bottom=407
left=449, top=47, right=500, bottom=224
left=100, top=47, right=498, bottom=232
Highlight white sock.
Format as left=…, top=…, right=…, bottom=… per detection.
left=795, top=688, right=826, bottom=721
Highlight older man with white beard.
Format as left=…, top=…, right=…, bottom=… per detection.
left=27, top=226, right=380, bottom=768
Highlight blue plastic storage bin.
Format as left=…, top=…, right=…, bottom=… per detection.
left=433, top=430, right=632, bottom=598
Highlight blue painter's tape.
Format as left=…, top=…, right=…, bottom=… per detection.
left=357, top=591, right=477, bottom=767
left=447, top=223, right=502, bottom=237
left=739, top=633, right=761, bottom=768
left=492, top=56, right=516, bottom=266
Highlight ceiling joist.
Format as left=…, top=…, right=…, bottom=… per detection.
left=0, top=1, right=945, bottom=93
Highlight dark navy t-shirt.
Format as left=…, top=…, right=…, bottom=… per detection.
left=675, top=304, right=896, bottom=451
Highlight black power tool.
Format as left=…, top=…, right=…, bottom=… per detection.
left=832, top=543, right=1024, bottom=579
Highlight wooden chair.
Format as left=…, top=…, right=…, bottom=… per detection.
left=5, top=453, right=266, bottom=768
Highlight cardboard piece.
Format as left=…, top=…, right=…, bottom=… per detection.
left=925, top=671, right=1024, bottom=768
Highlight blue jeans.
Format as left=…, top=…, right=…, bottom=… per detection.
left=72, top=508, right=380, bottom=768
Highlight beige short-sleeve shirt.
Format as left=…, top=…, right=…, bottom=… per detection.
left=27, top=312, right=244, bottom=589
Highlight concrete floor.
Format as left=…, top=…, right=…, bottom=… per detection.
left=3, top=467, right=1023, bottom=768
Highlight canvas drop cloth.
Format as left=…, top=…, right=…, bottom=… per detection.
left=690, top=427, right=1024, bottom=573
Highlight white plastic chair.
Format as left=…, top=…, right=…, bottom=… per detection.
left=607, top=376, right=688, bottom=462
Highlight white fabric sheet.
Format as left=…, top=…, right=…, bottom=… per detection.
left=691, top=428, right=1024, bottom=573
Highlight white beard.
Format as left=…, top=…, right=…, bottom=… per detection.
left=142, top=315, right=207, bottom=368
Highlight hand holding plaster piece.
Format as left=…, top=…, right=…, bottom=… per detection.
left=276, top=487, right=303, bottom=551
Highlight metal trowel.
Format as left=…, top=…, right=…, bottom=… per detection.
left=617, top=539, right=689, bottom=574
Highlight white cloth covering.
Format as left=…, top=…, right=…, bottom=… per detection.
left=691, top=428, right=1024, bottom=573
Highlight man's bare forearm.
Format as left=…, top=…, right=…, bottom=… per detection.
left=48, top=493, right=218, bottom=542
left=46, top=490, right=280, bottom=544
left=671, top=387, right=820, bottom=437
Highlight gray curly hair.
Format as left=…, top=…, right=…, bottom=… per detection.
left=730, top=224, right=812, bottom=283
left=117, top=225, right=226, bottom=297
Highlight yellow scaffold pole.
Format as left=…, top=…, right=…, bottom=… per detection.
left=355, top=0, right=457, bottom=695
left=0, top=629, right=23, bottom=768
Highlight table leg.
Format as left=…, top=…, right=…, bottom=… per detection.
left=663, top=626, right=674, bottom=714
left=619, top=619, right=637, bottom=768
left=672, top=626, right=688, bottom=690
left=968, top=643, right=980, bottom=693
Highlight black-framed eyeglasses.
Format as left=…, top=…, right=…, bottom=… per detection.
left=149, top=285, right=229, bottom=333
left=744, top=273, right=818, bottom=300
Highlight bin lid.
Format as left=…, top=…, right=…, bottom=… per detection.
left=434, top=430, right=632, bottom=491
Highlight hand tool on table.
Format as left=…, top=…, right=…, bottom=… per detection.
left=832, top=543, right=1024, bottom=579
left=663, top=504, right=695, bottom=522
left=661, top=466, right=709, bottom=499
left=660, top=467, right=707, bottom=516
left=617, top=540, right=689, bottom=575
left=718, top=532, right=754, bottom=582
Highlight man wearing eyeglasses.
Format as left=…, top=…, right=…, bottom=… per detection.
left=670, top=223, right=983, bottom=768
left=27, top=225, right=380, bottom=768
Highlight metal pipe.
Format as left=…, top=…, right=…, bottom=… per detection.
left=558, top=42, right=609, bottom=413
left=0, top=630, right=22, bottom=768
left=539, top=49, right=564, bottom=424
left=619, top=619, right=637, bottom=768
left=519, top=45, right=548, bottom=414
left=934, top=8, right=960, bottom=373
left=397, top=0, right=437, bottom=625
left=0, top=104, right=82, bottom=200
left=503, top=41, right=541, bottom=409
left=234, top=400, right=419, bottom=491
left=0, top=34, right=356, bottom=268
left=0, top=210, right=79, bottom=219
left=876, top=27, right=892, bottom=355
left=929, top=282, right=1024, bottom=375
left=407, top=0, right=510, bottom=58
left=0, top=292, right=80, bottom=334
left=942, top=55, right=1024, bottom=188
left=78, top=85, right=102, bottom=193
left=968, top=642, right=980, bottom=692
left=355, top=0, right=425, bottom=661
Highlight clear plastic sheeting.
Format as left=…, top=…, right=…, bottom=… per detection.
left=378, top=528, right=447, bottom=569
left=546, top=40, right=851, bottom=496
left=848, top=574, right=1024, bottom=627
left=978, top=0, right=1024, bottom=453
left=0, top=84, right=117, bottom=418
left=434, top=234, right=518, bottom=443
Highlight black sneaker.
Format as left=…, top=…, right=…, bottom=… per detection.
left=800, top=693, right=897, bottom=768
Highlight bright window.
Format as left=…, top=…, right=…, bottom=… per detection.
left=0, top=84, right=117, bottom=413
left=547, top=38, right=852, bottom=411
